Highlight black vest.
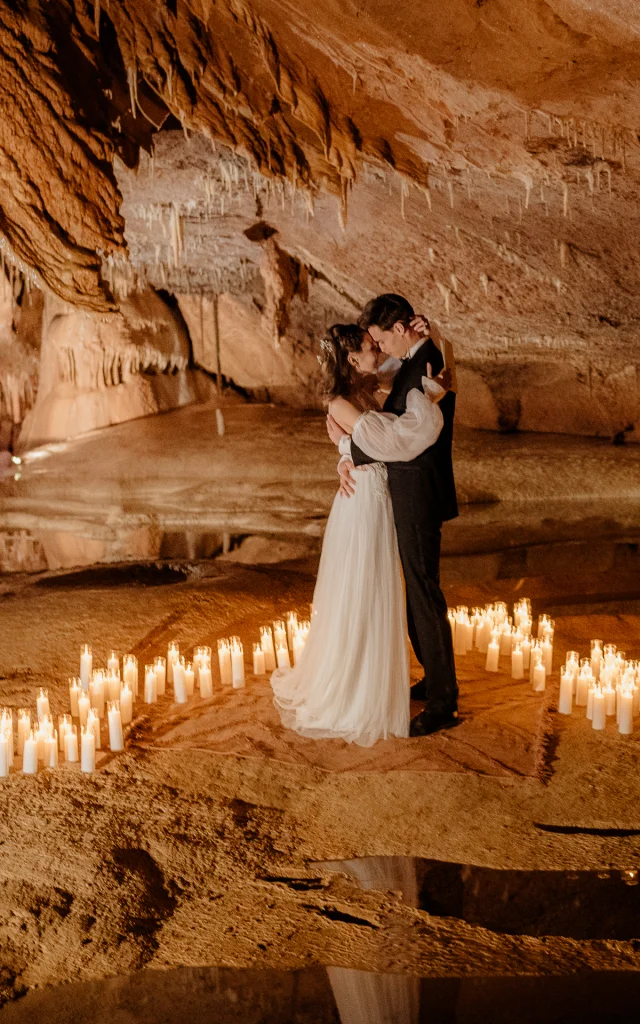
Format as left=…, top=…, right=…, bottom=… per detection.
left=351, top=339, right=458, bottom=522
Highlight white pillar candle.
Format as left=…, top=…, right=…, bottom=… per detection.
left=532, top=659, right=546, bottom=692
left=576, top=672, right=591, bottom=707
left=123, top=654, right=138, bottom=691
left=144, top=665, right=158, bottom=704
left=90, top=675, right=105, bottom=718
left=619, top=690, right=634, bottom=735
left=586, top=684, right=595, bottom=720
left=120, top=682, right=133, bottom=724
left=44, top=733, right=58, bottom=768
left=273, top=620, right=287, bottom=651
left=286, top=612, right=298, bottom=649
left=499, top=628, right=512, bottom=657
left=58, top=715, right=73, bottom=751
left=107, top=702, right=124, bottom=751
left=591, top=641, right=603, bottom=680
left=454, top=615, right=467, bottom=656
left=542, top=640, right=553, bottom=674
left=107, top=672, right=120, bottom=702
left=253, top=644, right=266, bottom=676
left=592, top=689, right=606, bottom=730
left=167, top=642, right=180, bottom=684
left=184, top=662, right=195, bottom=696
left=485, top=638, right=500, bottom=673
left=260, top=628, right=276, bottom=671
left=558, top=671, right=573, bottom=714
left=22, top=731, right=38, bottom=774
left=173, top=659, right=187, bottom=703
left=231, top=640, right=245, bottom=688
left=35, top=726, right=46, bottom=762
left=464, top=617, right=473, bottom=652
left=199, top=659, right=213, bottom=698
left=2, top=724, right=13, bottom=769
left=107, top=651, right=119, bottom=676
left=276, top=644, right=291, bottom=670
left=80, top=644, right=92, bottom=691
left=0, top=733, right=9, bottom=777
left=217, top=640, right=233, bottom=686
left=521, top=637, right=531, bottom=671
left=511, top=645, right=524, bottom=680
left=64, top=726, right=79, bottom=762
left=17, top=710, right=31, bottom=756
left=36, top=688, right=50, bottom=721
left=87, top=709, right=101, bottom=750
left=152, top=656, right=166, bottom=696
left=633, top=683, right=640, bottom=715
left=604, top=686, right=616, bottom=717
left=69, top=678, right=81, bottom=717
left=81, top=726, right=96, bottom=773
left=477, top=617, right=491, bottom=654
left=78, top=693, right=90, bottom=728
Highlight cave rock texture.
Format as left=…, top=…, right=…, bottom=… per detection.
left=0, top=0, right=639, bottom=441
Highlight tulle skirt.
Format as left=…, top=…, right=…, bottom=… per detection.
left=271, top=463, right=409, bottom=747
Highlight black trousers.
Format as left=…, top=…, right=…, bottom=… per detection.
left=388, top=469, right=458, bottom=714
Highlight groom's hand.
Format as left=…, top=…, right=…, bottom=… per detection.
left=327, top=413, right=347, bottom=445
left=410, top=314, right=430, bottom=337
left=338, top=459, right=356, bottom=498
left=426, top=363, right=452, bottom=392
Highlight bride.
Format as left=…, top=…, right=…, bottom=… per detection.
left=270, top=323, right=445, bottom=747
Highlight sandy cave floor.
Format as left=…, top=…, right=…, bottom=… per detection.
left=1, top=555, right=640, bottom=1001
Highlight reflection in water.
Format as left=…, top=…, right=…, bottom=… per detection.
left=319, top=858, right=419, bottom=1024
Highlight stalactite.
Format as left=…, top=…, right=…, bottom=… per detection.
left=127, top=65, right=138, bottom=120
left=436, top=281, right=451, bottom=315
left=480, top=273, right=489, bottom=296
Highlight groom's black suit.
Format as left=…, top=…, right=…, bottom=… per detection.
left=350, top=338, right=458, bottom=714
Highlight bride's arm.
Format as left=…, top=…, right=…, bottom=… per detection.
left=351, top=385, right=444, bottom=463
left=327, top=396, right=362, bottom=435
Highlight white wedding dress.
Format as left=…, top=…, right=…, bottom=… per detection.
left=271, top=387, right=442, bottom=747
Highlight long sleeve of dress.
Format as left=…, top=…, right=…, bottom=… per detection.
left=351, top=386, right=444, bottom=463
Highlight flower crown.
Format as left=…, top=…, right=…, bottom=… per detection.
left=317, top=336, right=335, bottom=364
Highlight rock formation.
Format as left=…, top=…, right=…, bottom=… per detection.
left=0, top=0, right=638, bottom=444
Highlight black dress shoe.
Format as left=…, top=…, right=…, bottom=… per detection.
left=410, top=708, right=459, bottom=737
left=410, top=679, right=428, bottom=701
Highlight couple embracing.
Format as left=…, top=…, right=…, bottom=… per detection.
left=271, top=293, right=458, bottom=744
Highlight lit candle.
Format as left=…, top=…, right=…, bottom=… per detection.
left=511, top=644, right=524, bottom=680
left=87, top=708, right=101, bottom=750
left=107, top=671, right=121, bottom=702
left=1, top=719, right=13, bottom=769
left=464, top=615, right=473, bottom=652
left=542, top=639, right=553, bottom=674
left=485, top=637, right=500, bottom=673
left=586, top=683, right=595, bottom=720
left=22, top=731, right=38, bottom=774
left=167, top=642, right=180, bottom=684
left=592, top=687, right=606, bottom=730
left=253, top=643, right=266, bottom=676
left=454, top=612, right=467, bottom=656
left=90, top=673, right=105, bottom=718
left=78, top=692, right=90, bottom=728
left=521, top=637, right=531, bottom=671
left=58, top=714, right=73, bottom=752
left=619, top=689, right=634, bottom=735
left=231, top=638, right=245, bottom=688
left=80, top=644, right=92, bottom=691
left=173, top=658, right=187, bottom=703
left=120, top=682, right=133, bottom=724
left=537, top=614, right=550, bottom=639
left=273, top=620, right=287, bottom=651
left=44, top=733, right=58, bottom=768
left=34, top=725, right=46, bottom=762
left=199, top=657, right=213, bottom=698
left=286, top=612, right=298, bottom=649
left=152, top=656, right=166, bottom=696
left=36, top=688, right=50, bottom=721
left=576, top=668, right=591, bottom=707
left=0, top=732, right=9, bottom=778
left=144, top=664, right=158, bottom=704
left=184, top=661, right=195, bottom=697
left=532, top=656, right=546, bottom=693
left=217, top=639, right=233, bottom=686
left=17, top=709, right=30, bottom=755
left=499, top=627, right=512, bottom=657
left=590, top=640, right=603, bottom=680
left=69, top=678, right=81, bottom=717
left=604, top=685, right=616, bottom=717
left=107, top=651, right=119, bottom=676
left=558, top=671, right=573, bottom=714
left=477, top=615, right=491, bottom=654
left=276, top=643, right=291, bottom=670
left=81, top=726, right=96, bottom=773
left=64, top=726, right=79, bottom=762
left=604, top=643, right=617, bottom=668
left=260, top=628, right=276, bottom=671
left=107, top=701, right=124, bottom=751
left=122, top=655, right=138, bottom=696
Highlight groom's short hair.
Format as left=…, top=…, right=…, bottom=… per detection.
left=359, top=293, right=414, bottom=332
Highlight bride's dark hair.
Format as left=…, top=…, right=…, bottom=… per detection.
left=319, top=323, right=366, bottom=402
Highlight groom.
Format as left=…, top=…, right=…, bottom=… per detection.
left=329, top=294, right=458, bottom=736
